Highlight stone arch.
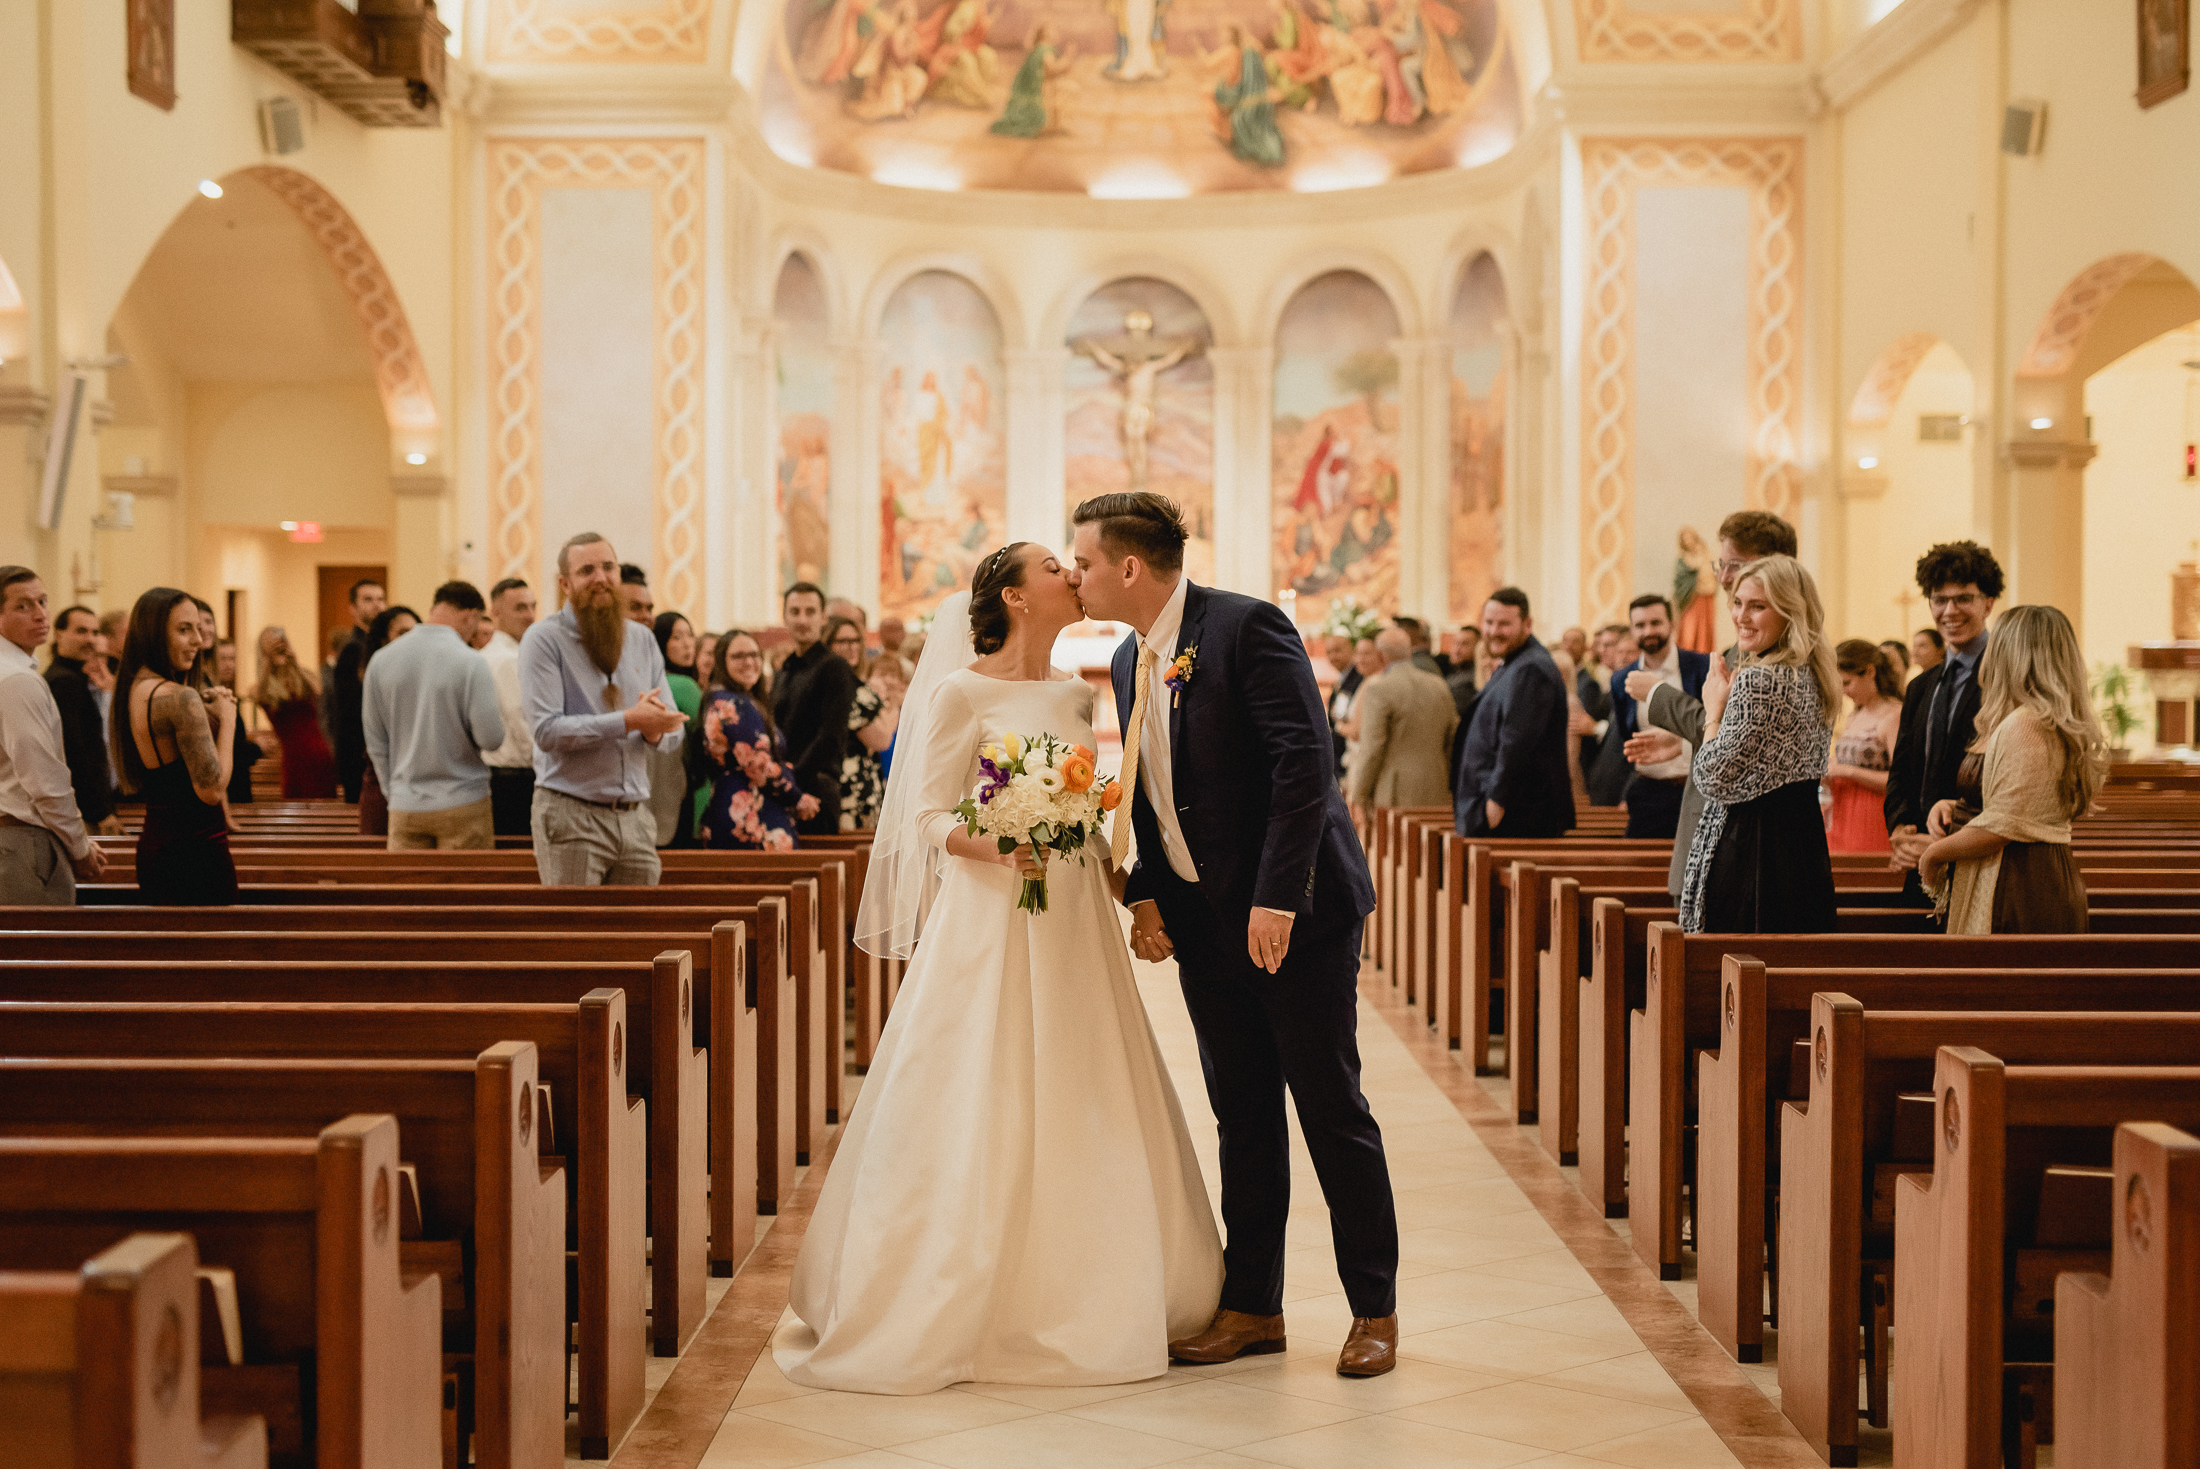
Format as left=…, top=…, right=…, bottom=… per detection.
left=862, top=252, right=1023, bottom=348
left=768, top=230, right=849, bottom=340
left=1848, top=331, right=1944, bottom=428
left=1040, top=258, right=1237, bottom=352
left=232, top=165, right=438, bottom=445
left=1261, top=250, right=1423, bottom=343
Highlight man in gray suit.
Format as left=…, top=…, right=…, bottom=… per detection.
left=1348, top=627, right=1459, bottom=820
left=1622, top=509, right=1797, bottom=897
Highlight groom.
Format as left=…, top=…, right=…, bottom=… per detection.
left=1069, top=491, right=1401, bottom=1378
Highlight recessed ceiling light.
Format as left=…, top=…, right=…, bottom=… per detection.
left=280, top=521, right=297, bottom=531
left=2030, top=416, right=2054, bottom=430
left=1857, top=456, right=1879, bottom=470
left=405, top=451, right=427, bottom=465
left=198, top=179, right=224, bottom=199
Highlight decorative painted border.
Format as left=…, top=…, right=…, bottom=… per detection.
left=1847, top=330, right=1940, bottom=427
left=1574, top=0, right=1802, bottom=64
left=1578, top=136, right=1803, bottom=628
left=484, top=0, right=711, bottom=63
left=2017, top=252, right=2156, bottom=377
left=486, top=138, right=707, bottom=611
left=243, top=166, right=438, bottom=436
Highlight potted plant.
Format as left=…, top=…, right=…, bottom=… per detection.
left=2092, top=663, right=2143, bottom=760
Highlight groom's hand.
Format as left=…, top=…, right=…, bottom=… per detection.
left=1248, top=908, right=1294, bottom=974
left=1129, top=901, right=1174, bottom=963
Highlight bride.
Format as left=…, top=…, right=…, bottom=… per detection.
left=777, top=542, right=1223, bottom=1394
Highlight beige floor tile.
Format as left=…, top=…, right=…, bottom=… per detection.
left=1238, top=1412, right=1550, bottom=1469
left=1570, top=1416, right=1746, bottom=1467
left=1403, top=1268, right=1598, bottom=1321
left=1447, top=1209, right=1567, bottom=1246
left=742, top=1387, right=1037, bottom=1448
left=1227, top=1351, right=1507, bottom=1411
left=697, top=1411, right=871, bottom=1468
left=1065, top=1379, right=1364, bottom=1450
left=951, top=1376, right=1177, bottom=1411
left=1394, top=1381, right=1689, bottom=1453
left=1532, top=1354, right=1699, bottom=1414
left=1496, top=1297, right=1643, bottom=1348
left=894, top=1412, right=1208, bottom=1469
left=794, top=1455, right=939, bottom=1468
left=1402, top=1320, right=1637, bottom=1379
left=735, top=1348, right=825, bottom=1408
left=1464, top=1249, right=1601, bottom=1294
left=1397, top=1226, right=1551, bottom=1269
left=1396, top=1179, right=1554, bottom=1225
left=1277, top=1290, right=1476, bottom=1342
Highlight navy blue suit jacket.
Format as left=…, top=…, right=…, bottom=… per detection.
left=1110, top=583, right=1375, bottom=928
left=1450, top=635, right=1575, bottom=837
left=1608, top=649, right=1712, bottom=742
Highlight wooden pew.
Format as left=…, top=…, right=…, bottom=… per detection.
left=0, top=932, right=731, bottom=1328
left=1780, top=996, right=2200, bottom=1463
left=0, top=1117, right=444, bottom=1469
left=0, top=1051, right=566, bottom=1469
left=0, top=1232, right=269, bottom=1469
left=1892, top=1049, right=2200, bottom=1469
left=2053, top=1122, right=2200, bottom=1469
left=1633, top=930, right=2200, bottom=1281
left=0, top=995, right=649, bottom=1458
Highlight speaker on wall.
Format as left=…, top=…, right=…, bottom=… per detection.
left=259, top=96, right=306, bottom=156
left=34, top=372, right=88, bottom=531
left=2001, top=99, right=2047, bottom=156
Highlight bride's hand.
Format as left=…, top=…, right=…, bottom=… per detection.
left=1004, top=842, right=1047, bottom=878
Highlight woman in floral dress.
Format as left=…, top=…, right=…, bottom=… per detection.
left=828, top=616, right=898, bottom=830
left=695, top=631, right=818, bottom=850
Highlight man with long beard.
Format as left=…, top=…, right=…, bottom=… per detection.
left=518, top=533, right=687, bottom=885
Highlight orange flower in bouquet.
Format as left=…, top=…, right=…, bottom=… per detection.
left=1059, top=749, right=1096, bottom=793
left=1099, top=781, right=1123, bottom=812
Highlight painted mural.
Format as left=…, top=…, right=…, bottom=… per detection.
left=1447, top=250, right=1504, bottom=624
left=1063, top=277, right=1215, bottom=582
left=774, top=254, right=835, bottom=592
left=761, top=0, right=1520, bottom=194
left=1272, top=269, right=1400, bottom=621
left=878, top=270, right=1008, bottom=621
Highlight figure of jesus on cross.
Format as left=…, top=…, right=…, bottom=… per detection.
left=1074, top=309, right=1203, bottom=492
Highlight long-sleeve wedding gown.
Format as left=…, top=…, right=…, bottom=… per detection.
left=778, top=668, right=1223, bottom=1394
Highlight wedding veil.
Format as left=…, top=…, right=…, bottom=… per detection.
left=853, top=590, right=978, bottom=959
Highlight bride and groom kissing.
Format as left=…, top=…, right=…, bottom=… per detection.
left=776, top=491, right=1400, bottom=1395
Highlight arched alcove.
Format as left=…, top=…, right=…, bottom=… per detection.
left=1272, top=269, right=1404, bottom=618
left=1841, top=334, right=1977, bottom=639
left=877, top=269, right=1006, bottom=621
left=1063, top=277, right=1215, bottom=580
left=2085, top=318, right=2200, bottom=670
left=773, top=252, right=834, bottom=591
left=1447, top=251, right=1507, bottom=623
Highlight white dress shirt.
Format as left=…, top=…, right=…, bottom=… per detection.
left=1136, top=576, right=1200, bottom=883
left=480, top=629, right=534, bottom=769
left=1632, top=644, right=1693, bottom=780
left=0, top=642, right=91, bottom=859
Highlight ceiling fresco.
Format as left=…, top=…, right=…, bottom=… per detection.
left=758, top=0, right=1521, bottom=193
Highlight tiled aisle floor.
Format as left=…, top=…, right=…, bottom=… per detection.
left=696, top=950, right=1745, bottom=1469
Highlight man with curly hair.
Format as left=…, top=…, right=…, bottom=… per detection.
left=1885, top=539, right=2004, bottom=902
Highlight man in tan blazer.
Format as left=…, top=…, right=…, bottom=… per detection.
left=1347, top=627, right=1459, bottom=818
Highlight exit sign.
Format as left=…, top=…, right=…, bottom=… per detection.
left=289, top=521, right=323, bottom=543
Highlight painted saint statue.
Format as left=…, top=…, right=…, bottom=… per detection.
left=1072, top=309, right=1203, bottom=491
left=1104, top=0, right=1170, bottom=80
left=991, top=23, right=1076, bottom=136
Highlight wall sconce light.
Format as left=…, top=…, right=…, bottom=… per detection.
left=2029, top=416, right=2054, bottom=430
left=1856, top=456, right=1880, bottom=470
left=405, top=451, right=427, bottom=465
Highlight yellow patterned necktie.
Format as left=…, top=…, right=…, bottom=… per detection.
left=1111, top=644, right=1159, bottom=872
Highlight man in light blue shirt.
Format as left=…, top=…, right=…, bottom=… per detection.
left=520, top=532, right=687, bottom=885
left=362, top=580, right=506, bottom=850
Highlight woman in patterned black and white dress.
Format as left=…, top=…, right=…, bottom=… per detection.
left=1679, top=555, right=1839, bottom=934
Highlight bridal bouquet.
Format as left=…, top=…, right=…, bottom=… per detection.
left=953, top=731, right=1122, bottom=914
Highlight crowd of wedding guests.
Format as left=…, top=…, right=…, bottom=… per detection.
left=0, top=533, right=914, bottom=905
left=1328, top=516, right=2108, bottom=940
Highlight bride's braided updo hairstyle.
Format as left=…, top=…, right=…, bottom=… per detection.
left=967, top=542, right=1032, bottom=655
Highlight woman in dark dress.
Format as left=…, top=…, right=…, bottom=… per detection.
left=692, top=630, right=817, bottom=850
left=112, top=587, right=238, bottom=905
left=1678, top=554, right=1839, bottom=934
left=252, top=625, right=337, bottom=797
left=354, top=605, right=418, bottom=836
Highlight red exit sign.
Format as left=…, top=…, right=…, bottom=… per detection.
left=288, top=521, right=323, bottom=543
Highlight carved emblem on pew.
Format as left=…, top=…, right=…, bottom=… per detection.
left=1813, top=1024, right=1827, bottom=1083
left=613, top=1021, right=625, bottom=1076
left=519, top=1081, right=534, bottom=1145
left=153, top=1303, right=184, bottom=1413
left=2127, top=1171, right=2152, bottom=1252
left=372, top=1164, right=392, bottom=1245
left=1943, top=1087, right=1961, bottom=1154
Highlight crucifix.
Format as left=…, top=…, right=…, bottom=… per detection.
left=1072, top=309, right=1203, bottom=492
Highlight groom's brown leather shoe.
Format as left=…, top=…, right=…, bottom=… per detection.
left=1168, top=1309, right=1287, bottom=1364
left=1336, top=1315, right=1398, bottom=1377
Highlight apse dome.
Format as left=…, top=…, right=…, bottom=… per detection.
left=741, top=0, right=1522, bottom=195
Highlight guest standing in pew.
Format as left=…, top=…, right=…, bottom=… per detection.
left=1824, top=639, right=1902, bottom=853
left=352, top=605, right=418, bottom=837
left=480, top=577, right=539, bottom=836
left=692, top=638, right=817, bottom=851
left=213, top=638, right=263, bottom=805
left=1677, top=555, right=1838, bottom=933
left=774, top=581, right=858, bottom=836
left=0, top=568, right=107, bottom=903
left=250, top=626, right=336, bottom=797
left=1885, top=540, right=2003, bottom=903
left=520, top=532, right=686, bottom=885
left=1622, top=509, right=1797, bottom=900
left=617, top=564, right=654, bottom=625
left=1917, top=604, right=2103, bottom=933
left=1321, top=632, right=1361, bottom=782
left=112, top=586, right=236, bottom=905
left=1603, top=594, right=1708, bottom=839
left=330, top=576, right=386, bottom=802
left=649, top=610, right=703, bottom=847
left=362, top=582, right=504, bottom=851
left=42, top=604, right=120, bottom=835
left=829, top=615, right=898, bottom=831
left=1910, top=624, right=1945, bottom=676
left=1878, top=636, right=1912, bottom=690
left=1450, top=587, right=1574, bottom=838
left=1346, top=627, right=1458, bottom=823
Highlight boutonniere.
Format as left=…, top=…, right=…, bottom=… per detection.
left=1165, top=646, right=1198, bottom=707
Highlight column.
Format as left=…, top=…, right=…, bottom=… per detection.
left=389, top=472, right=450, bottom=604
left=1004, top=346, right=1066, bottom=549
left=827, top=336, right=872, bottom=611
left=729, top=314, right=777, bottom=626
left=1394, top=334, right=1449, bottom=621
left=2003, top=434, right=2096, bottom=638
left=1207, top=345, right=1270, bottom=600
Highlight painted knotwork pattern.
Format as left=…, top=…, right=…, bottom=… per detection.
left=486, top=138, right=707, bottom=611
left=1574, top=0, right=1801, bottom=64
left=2018, top=253, right=2156, bottom=377
left=243, top=166, right=439, bottom=435
left=486, top=0, right=711, bottom=62
left=1847, top=331, right=1940, bottom=427
left=1577, top=136, right=1804, bottom=629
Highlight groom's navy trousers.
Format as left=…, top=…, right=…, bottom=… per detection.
left=1151, top=866, right=1400, bottom=1321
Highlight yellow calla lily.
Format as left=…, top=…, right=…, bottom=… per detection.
left=1004, top=731, right=1025, bottom=759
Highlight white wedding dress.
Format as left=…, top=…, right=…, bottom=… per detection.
left=778, top=667, right=1223, bottom=1394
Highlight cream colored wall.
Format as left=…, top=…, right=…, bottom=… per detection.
left=2084, top=325, right=2200, bottom=674
left=1840, top=343, right=1977, bottom=641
